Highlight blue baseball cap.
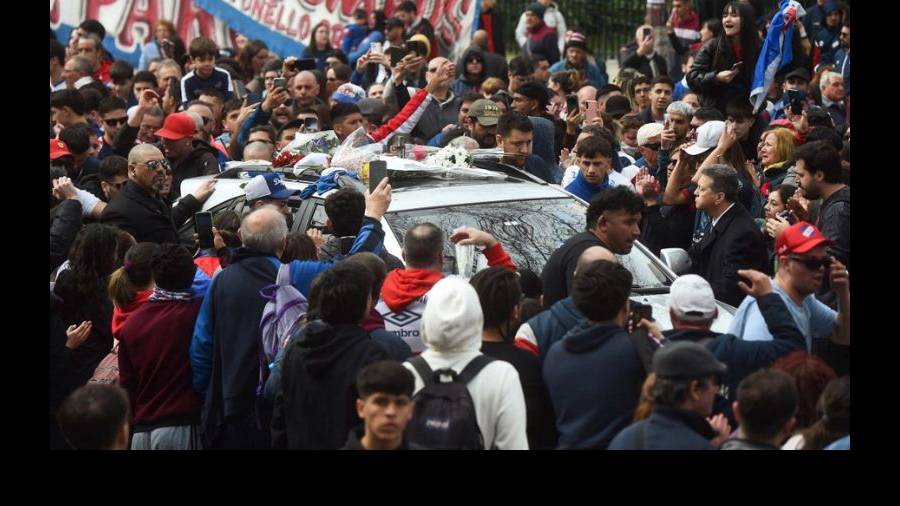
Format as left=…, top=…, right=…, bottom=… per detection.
left=244, top=173, right=297, bottom=200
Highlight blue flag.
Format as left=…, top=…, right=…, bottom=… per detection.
left=750, top=0, right=807, bottom=113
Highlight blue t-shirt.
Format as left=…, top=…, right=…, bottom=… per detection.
left=180, top=67, right=235, bottom=105
left=727, top=278, right=837, bottom=351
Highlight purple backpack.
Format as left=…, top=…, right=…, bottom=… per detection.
left=257, top=262, right=308, bottom=395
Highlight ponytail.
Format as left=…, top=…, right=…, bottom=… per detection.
left=107, top=242, right=158, bottom=309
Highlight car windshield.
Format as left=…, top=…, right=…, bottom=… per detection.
left=385, top=198, right=672, bottom=290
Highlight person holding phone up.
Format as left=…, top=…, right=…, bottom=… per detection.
left=686, top=2, right=760, bottom=112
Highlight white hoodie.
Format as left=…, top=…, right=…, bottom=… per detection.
left=402, top=276, right=529, bottom=450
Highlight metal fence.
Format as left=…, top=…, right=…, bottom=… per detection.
left=499, top=0, right=815, bottom=62
left=501, top=0, right=647, bottom=61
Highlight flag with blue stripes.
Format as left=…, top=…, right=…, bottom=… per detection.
left=750, top=0, right=807, bottom=113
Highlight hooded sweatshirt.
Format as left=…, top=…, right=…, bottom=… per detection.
left=112, top=289, right=153, bottom=339
left=543, top=320, right=646, bottom=449
left=270, top=320, right=388, bottom=450
left=402, top=277, right=529, bottom=450
left=376, top=243, right=516, bottom=353
left=514, top=296, right=585, bottom=363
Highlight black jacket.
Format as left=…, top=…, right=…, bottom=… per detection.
left=49, top=200, right=82, bottom=273
left=609, top=406, right=717, bottom=450
left=271, top=320, right=387, bottom=450
left=340, top=426, right=423, bottom=450
left=622, top=51, right=669, bottom=80
left=541, top=232, right=610, bottom=307
left=689, top=204, right=768, bottom=307
left=100, top=180, right=201, bottom=244
left=477, top=6, right=505, bottom=57
left=52, top=270, right=114, bottom=387
left=76, top=173, right=106, bottom=202
left=686, top=38, right=755, bottom=112
left=482, top=341, right=558, bottom=449
left=817, top=186, right=851, bottom=267
left=170, top=139, right=220, bottom=201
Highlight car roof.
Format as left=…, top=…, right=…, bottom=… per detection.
left=181, top=167, right=577, bottom=212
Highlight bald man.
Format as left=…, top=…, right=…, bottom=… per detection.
left=291, top=71, right=323, bottom=108
left=242, top=140, right=274, bottom=162
left=514, top=246, right=617, bottom=362
left=410, top=57, right=462, bottom=142
left=100, top=144, right=217, bottom=243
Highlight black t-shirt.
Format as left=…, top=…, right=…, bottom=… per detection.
left=541, top=231, right=608, bottom=307
left=481, top=341, right=558, bottom=449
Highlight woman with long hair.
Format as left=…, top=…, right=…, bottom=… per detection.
left=782, top=376, right=849, bottom=450
left=52, top=224, right=121, bottom=386
left=686, top=2, right=760, bottom=112
left=470, top=267, right=557, bottom=449
left=238, top=39, right=270, bottom=84
left=302, top=21, right=335, bottom=72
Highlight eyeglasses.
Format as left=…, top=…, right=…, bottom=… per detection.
left=789, top=255, right=833, bottom=271
left=139, top=159, right=171, bottom=172
left=103, top=117, right=128, bottom=127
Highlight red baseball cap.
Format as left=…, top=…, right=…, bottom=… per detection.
left=154, top=112, right=196, bottom=140
left=50, top=139, right=73, bottom=160
left=776, top=222, right=833, bottom=256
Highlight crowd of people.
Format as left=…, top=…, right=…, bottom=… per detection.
left=50, top=0, right=850, bottom=450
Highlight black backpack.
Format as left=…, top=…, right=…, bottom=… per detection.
left=405, top=355, right=496, bottom=450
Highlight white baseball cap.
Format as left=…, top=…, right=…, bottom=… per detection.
left=637, top=122, right=664, bottom=147
left=243, top=173, right=296, bottom=201
left=669, top=274, right=718, bottom=322
left=684, top=120, right=725, bottom=156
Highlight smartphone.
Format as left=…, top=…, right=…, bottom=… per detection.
left=642, top=27, right=652, bottom=40
left=195, top=212, right=214, bottom=249
left=628, top=300, right=654, bottom=329
left=295, top=58, right=317, bottom=71
left=368, top=160, right=388, bottom=193
left=565, top=94, right=579, bottom=113
left=664, top=113, right=671, bottom=129
left=388, top=46, right=409, bottom=66
left=303, top=117, right=319, bottom=133
left=370, top=41, right=383, bottom=54
left=584, top=100, right=599, bottom=122
left=778, top=209, right=797, bottom=225
left=168, top=76, right=183, bottom=105
left=785, top=89, right=803, bottom=115
left=273, top=77, right=286, bottom=89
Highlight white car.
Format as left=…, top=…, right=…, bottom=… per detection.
left=179, top=161, right=735, bottom=332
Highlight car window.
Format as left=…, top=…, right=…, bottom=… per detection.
left=385, top=197, right=672, bottom=289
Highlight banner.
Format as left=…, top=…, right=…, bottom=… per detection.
left=50, top=0, right=478, bottom=68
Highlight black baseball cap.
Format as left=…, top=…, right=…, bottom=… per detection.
left=653, top=341, right=727, bottom=381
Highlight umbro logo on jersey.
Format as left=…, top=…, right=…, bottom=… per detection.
left=383, top=310, right=422, bottom=327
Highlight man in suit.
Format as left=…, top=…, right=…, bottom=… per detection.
left=689, top=164, right=768, bottom=306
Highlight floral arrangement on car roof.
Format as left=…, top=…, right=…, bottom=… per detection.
left=272, top=131, right=341, bottom=167
left=425, top=143, right=474, bottom=169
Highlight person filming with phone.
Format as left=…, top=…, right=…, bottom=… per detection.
left=622, top=25, right=669, bottom=80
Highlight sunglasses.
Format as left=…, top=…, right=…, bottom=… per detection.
left=108, top=180, right=127, bottom=190
left=104, top=117, right=128, bottom=127
left=789, top=255, right=832, bottom=271
left=142, top=159, right=171, bottom=172
left=642, top=143, right=662, bottom=151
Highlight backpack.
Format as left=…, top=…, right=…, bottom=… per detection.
left=405, top=354, right=496, bottom=450
left=257, top=262, right=308, bottom=396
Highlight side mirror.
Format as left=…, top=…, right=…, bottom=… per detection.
left=660, top=248, right=691, bottom=275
